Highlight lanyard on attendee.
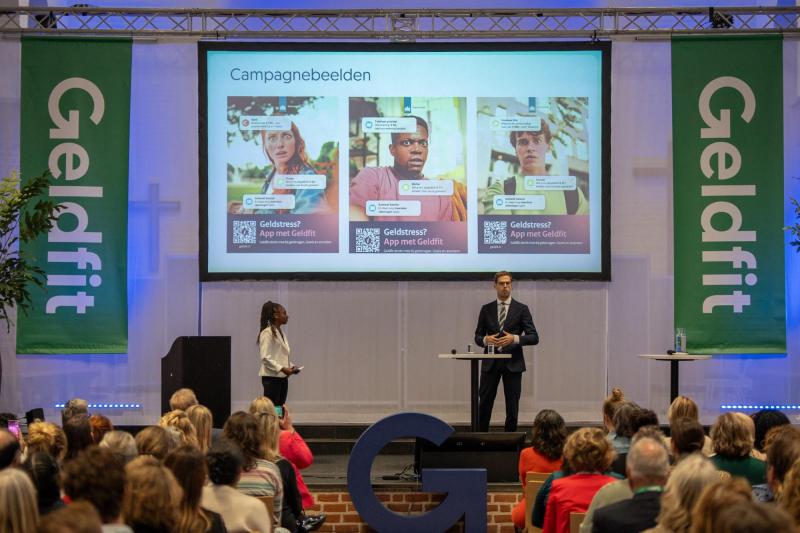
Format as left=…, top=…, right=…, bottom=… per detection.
left=634, top=486, right=663, bottom=494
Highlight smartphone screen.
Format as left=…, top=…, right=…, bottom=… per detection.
left=275, top=406, right=284, bottom=419
left=7, top=420, right=20, bottom=439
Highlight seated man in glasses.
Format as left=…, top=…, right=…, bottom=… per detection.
left=350, top=115, right=458, bottom=222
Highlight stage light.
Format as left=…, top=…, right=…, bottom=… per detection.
left=709, top=8, right=734, bottom=29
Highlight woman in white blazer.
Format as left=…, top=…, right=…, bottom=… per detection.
left=258, top=301, right=300, bottom=406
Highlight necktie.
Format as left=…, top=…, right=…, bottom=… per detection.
left=498, top=302, right=507, bottom=332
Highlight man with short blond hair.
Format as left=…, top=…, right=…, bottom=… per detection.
left=169, top=388, right=198, bottom=411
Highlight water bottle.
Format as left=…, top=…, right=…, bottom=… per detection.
left=675, top=327, right=687, bottom=353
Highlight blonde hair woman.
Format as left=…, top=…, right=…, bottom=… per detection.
left=186, top=405, right=213, bottom=453
left=26, top=421, right=67, bottom=461
left=123, top=455, right=183, bottom=532
left=645, top=453, right=719, bottom=533
left=710, top=412, right=766, bottom=485
left=249, top=397, right=281, bottom=461
left=159, top=410, right=200, bottom=449
left=0, top=467, right=39, bottom=532
left=688, top=477, right=752, bottom=533
left=665, top=396, right=712, bottom=456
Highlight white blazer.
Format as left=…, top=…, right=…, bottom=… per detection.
left=259, top=327, right=290, bottom=378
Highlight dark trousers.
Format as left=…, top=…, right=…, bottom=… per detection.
left=478, top=365, right=521, bottom=432
left=262, top=376, right=289, bottom=406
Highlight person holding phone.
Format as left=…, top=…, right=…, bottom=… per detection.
left=474, top=271, right=539, bottom=432
left=258, top=301, right=301, bottom=407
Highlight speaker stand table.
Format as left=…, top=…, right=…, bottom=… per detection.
left=638, top=353, right=712, bottom=404
left=439, top=352, right=511, bottom=431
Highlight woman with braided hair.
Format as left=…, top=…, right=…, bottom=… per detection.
left=258, top=301, right=301, bottom=407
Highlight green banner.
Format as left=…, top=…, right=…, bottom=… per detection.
left=18, top=37, right=130, bottom=353
left=672, top=35, right=785, bottom=354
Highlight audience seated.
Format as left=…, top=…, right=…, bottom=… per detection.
left=511, top=409, right=566, bottom=529
left=0, top=428, right=21, bottom=469
left=89, top=415, right=113, bottom=445
left=224, top=411, right=284, bottom=526
left=664, top=396, right=712, bottom=455
left=755, top=425, right=800, bottom=503
left=201, top=438, right=273, bottom=533
left=61, top=398, right=89, bottom=427
left=38, top=500, right=103, bottom=533
left=164, top=445, right=226, bottom=533
left=61, top=446, right=130, bottom=531
left=186, top=405, right=213, bottom=453
left=602, top=388, right=627, bottom=453
left=134, top=426, right=174, bottom=461
left=99, top=431, right=138, bottom=464
left=63, top=414, right=94, bottom=462
left=779, top=458, right=800, bottom=527
left=751, top=408, right=790, bottom=454
left=688, top=477, right=753, bottom=533
left=159, top=410, right=200, bottom=449
left=169, top=388, right=199, bottom=411
left=22, top=451, right=65, bottom=516
left=608, top=402, right=642, bottom=476
left=123, top=456, right=182, bottom=533
left=592, top=435, right=669, bottom=533
left=668, top=417, right=706, bottom=462
left=581, top=426, right=665, bottom=532
left=27, top=422, right=67, bottom=462
left=542, top=427, right=617, bottom=533
left=0, top=467, right=39, bottom=531
left=709, top=412, right=766, bottom=485
left=714, top=498, right=795, bottom=533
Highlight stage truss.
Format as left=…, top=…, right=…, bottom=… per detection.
left=0, top=6, right=799, bottom=39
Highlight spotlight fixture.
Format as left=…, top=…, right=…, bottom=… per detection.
left=709, top=7, right=734, bottom=29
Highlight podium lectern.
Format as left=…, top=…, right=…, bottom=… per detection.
left=439, top=352, right=511, bottom=431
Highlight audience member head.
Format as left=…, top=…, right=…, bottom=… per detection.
left=0, top=428, right=21, bottom=469
left=752, top=409, right=790, bottom=453
left=0, top=467, right=39, bottom=532
left=61, top=446, right=126, bottom=524
left=689, top=477, right=753, bottom=533
left=780, top=458, right=800, bottom=526
left=626, top=436, right=669, bottom=489
left=22, top=451, right=61, bottom=513
left=670, top=417, right=706, bottom=459
left=667, top=395, right=700, bottom=423
left=714, top=499, right=795, bottom=533
left=206, top=438, right=244, bottom=487
left=711, top=412, right=753, bottom=458
left=63, top=414, right=93, bottom=461
left=612, top=401, right=641, bottom=440
left=563, top=427, right=614, bottom=473
left=61, top=398, right=88, bottom=427
left=88, top=414, right=113, bottom=444
left=27, top=421, right=67, bottom=461
left=530, top=409, right=567, bottom=462
left=223, top=411, right=265, bottom=470
left=185, top=404, right=213, bottom=453
left=98, top=430, right=138, bottom=464
left=765, top=425, right=800, bottom=494
left=655, top=454, right=719, bottom=533
left=159, top=410, right=199, bottom=449
left=164, top=445, right=212, bottom=532
left=134, top=425, right=174, bottom=461
left=123, top=456, right=182, bottom=532
left=168, top=388, right=198, bottom=411
left=602, top=387, right=625, bottom=431
left=631, top=408, right=659, bottom=433
left=248, top=396, right=281, bottom=461
left=37, top=500, right=102, bottom=533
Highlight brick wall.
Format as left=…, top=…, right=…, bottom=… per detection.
left=306, top=489, right=521, bottom=533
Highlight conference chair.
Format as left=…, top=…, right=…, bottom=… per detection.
left=524, top=472, right=549, bottom=533
left=569, top=511, right=586, bottom=533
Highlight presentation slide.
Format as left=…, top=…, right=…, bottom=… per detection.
left=201, top=43, right=609, bottom=279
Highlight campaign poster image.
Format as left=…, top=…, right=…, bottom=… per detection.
left=347, top=96, right=468, bottom=254
left=226, top=96, right=339, bottom=253
left=476, top=96, right=591, bottom=254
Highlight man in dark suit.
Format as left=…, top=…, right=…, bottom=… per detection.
left=474, top=271, right=538, bottom=432
left=591, top=436, right=669, bottom=533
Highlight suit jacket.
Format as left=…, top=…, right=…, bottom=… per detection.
left=591, top=490, right=661, bottom=533
left=474, top=298, right=538, bottom=373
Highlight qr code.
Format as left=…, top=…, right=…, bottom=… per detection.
left=355, top=227, right=380, bottom=253
left=233, top=220, right=257, bottom=244
left=484, top=221, right=507, bottom=244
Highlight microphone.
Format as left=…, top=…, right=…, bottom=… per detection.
left=451, top=348, right=457, bottom=355
left=666, top=349, right=676, bottom=355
